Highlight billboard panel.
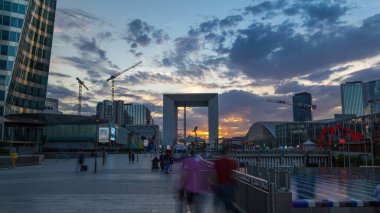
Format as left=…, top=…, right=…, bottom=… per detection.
left=99, top=128, right=109, bottom=143
left=110, top=127, right=116, bottom=141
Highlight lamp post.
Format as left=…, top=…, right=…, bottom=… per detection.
left=192, top=126, right=198, bottom=150
left=94, top=116, right=99, bottom=173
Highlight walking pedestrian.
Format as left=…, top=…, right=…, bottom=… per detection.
left=164, top=151, right=170, bottom=174
left=78, top=152, right=85, bottom=172
left=212, top=146, right=240, bottom=213
left=128, top=151, right=132, bottom=164
left=102, top=149, right=106, bottom=166
left=132, top=152, right=135, bottom=164
left=374, top=184, right=380, bottom=200
left=159, top=152, right=164, bottom=172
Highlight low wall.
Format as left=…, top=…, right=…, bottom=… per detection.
left=293, top=199, right=380, bottom=213
left=0, top=155, right=44, bottom=168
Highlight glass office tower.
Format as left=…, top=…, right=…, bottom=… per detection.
left=363, top=79, right=380, bottom=115
left=293, top=92, right=313, bottom=122
left=340, top=81, right=365, bottom=116
left=0, top=0, right=57, bottom=140
left=124, top=104, right=152, bottom=125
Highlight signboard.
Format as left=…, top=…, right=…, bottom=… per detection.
left=99, top=128, right=109, bottom=143
left=110, top=127, right=116, bottom=141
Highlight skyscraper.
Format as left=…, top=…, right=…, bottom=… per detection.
left=124, top=104, right=152, bottom=125
left=293, top=92, right=313, bottom=122
left=0, top=0, right=57, bottom=140
left=340, top=81, right=365, bottom=116
left=363, top=79, right=380, bottom=115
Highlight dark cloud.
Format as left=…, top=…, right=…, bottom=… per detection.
left=345, top=66, right=380, bottom=82
left=121, top=71, right=181, bottom=85
left=228, top=13, right=380, bottom=80
left=74, top=37, right=107, bottom=60
left=49, top=72, right=72, bottom=78
left=123, top=19, right=169, bottom=48
left=220, top=15, right=243, bottom=28
left=97, top=31, right=113, bottom=41
left=55, top=8, right=107, bottom=32
left=275, top=81, right=309, bottom=94
left=245, top=0, right=287, bottom=15
left=302, top=65, right=352, bottom=82
left=304, top=2, right=348, bottom=27
left=47, top=85, right=76, bottom=99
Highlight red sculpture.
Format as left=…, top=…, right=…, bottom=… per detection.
left=318, top=125, right=364, bottom=150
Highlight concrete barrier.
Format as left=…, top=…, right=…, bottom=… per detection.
left=293, top=199, right=380, bottom=213
left=0, top=155, right=44, bottom=168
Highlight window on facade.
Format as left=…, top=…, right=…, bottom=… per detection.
left=1, top=45, right=7, bottom=55
left=18, top=4, right=26, bottom=14
left=10, top=17, right=17, bottom=27
left=2, top=30, right=8, bottom=40
left=8, top=46, right=16, bottom=56
left=0, top=60, right=6, bottom=70
left=3, top=1, right=10, bottom=12
left=0, top=75, right=5, bottom=85
left=6, top=60, right=13, bottom=71
left=9, top=31, right=17, bottom=41
left=2, top=15, right=9, bottom=25
left=11, top=2, right=18, bottom=13
left=17, top=18, right=23, bottom=28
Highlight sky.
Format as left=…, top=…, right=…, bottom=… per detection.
left=48, top=0, right=380, bottom=139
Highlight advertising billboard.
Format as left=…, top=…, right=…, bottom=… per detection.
left=110, top=127, right=116, bottom=141
left=99, top=127, right=109, bottom=143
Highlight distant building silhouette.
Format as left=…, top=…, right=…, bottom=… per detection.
left=293, top=92, right=313, bottom=122
left=340, top=81, right=365, bottom=116
left=363, top=79, right=380, bottom=115
left=124, top=104, right=152, bottom=125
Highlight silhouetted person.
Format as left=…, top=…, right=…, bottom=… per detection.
left=374, top=185, right=380, bottom=200
left=213, top=146, right=239, bottom=213
left=159, top=152, right=164, bottom=171
left=132, top=152, right=135, bottom=163
left=102, top=149, right=106, bottom=166
left=128, top=151, right=132, bottom=164
left=78, top=153, right=85, bottom=172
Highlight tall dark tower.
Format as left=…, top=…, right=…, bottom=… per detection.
left=293, top=92, right=313, bottom=121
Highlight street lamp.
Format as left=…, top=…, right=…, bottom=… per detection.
left=94, top=116, right=99, bottom=173
left=192, top=126, right=198, bottom=149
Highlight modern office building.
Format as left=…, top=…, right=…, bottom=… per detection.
left=113, top=100, right=124, bottom=125
left=363, top=79, right=380, bottom=115
left=293, top=92, right=313, bottom=122
left=340, top=81, right=365, bottom=116
left=124, top=104, right=152, bottom=125
left=43, top=97, right=61, bottom=114
left=0, top=0, right=57, bottom=141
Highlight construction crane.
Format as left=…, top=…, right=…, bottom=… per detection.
left=76, top=77, right=89, bottom=115
left=106, top=61, right=142, bottom=101
left=267, top=99, right=317, bottom=110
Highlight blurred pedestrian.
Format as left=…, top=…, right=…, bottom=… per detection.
left=213, top=146, right=240, bottom=213
left=169, top=150, right=174, bottom=171
left=159, top=152, right=164, bottom=172
left=164, top=151, right=170, bottom=174
left=132, top=152, right=135, bottom=163
left=128, top=151, right=132, bottom=164
left=179, top=150, right=209, bottom=213
left=102, top=149, right=106, bottom=166
left=374, top=185, right=380, bottom=200
left=78, top=152, right=85, bottom=172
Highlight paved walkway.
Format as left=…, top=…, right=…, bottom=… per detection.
left=0, top=154, right=198, bottom=213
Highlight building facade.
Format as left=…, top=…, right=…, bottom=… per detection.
left=363, top=79, right=380, bottom=115
left=124, top=104, right=152, bottom=125
left=341, top=81, right=365, bottom=116
left=0, top=0, right=56, bottom=141
left=43, top=97, right=61, bottom=114
left=293, top=92, right=313, bottom=121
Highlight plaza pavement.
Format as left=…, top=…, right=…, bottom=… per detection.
left=0, top=154, right=211, bottom=213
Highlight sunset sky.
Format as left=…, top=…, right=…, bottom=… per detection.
left=48, top=0, right=380, bottom=138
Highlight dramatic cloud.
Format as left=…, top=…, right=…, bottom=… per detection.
left=229, top=13, right=380, bottom=80
left=74, top=37, right=107, bottom=60
left=47, top=85, right=76, bottom=99
left=49, top=72, right=72, bottom=78
left=345, top=66, right=380, bottom=82
left=55, top=8, right=107, bottom=32
left=123, top=19, right=169, bottom=48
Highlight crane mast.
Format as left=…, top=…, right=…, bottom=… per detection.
left=76, top=77, right=88, bottom=115
left=106, top=61, right=142, bottom=101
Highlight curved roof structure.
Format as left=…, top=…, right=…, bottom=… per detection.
left=246, top=121, right=285, bottom=139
